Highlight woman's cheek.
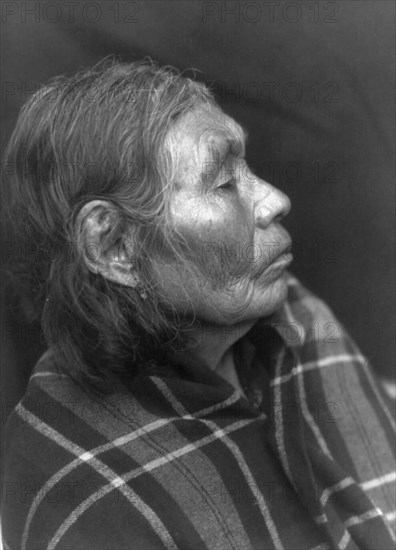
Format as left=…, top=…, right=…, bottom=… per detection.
left=172, top=193, right=252, bottom=272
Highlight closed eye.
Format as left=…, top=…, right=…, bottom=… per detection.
left=217, top=178, right=235, bottom=190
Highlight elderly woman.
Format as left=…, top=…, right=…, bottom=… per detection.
left=2, top=60, right=395, bottom=550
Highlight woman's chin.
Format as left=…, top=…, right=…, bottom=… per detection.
left=199, top=274, right=289, bottom=326
left=250, top=275, right=289, bottom=318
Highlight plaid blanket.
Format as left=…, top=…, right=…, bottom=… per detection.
left=2, top=275, right=395, bottom=550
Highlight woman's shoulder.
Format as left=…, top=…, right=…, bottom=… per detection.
left=1, top=349, right=171, bottom=549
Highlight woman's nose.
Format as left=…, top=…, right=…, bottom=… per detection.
left=254, top=180, right=291, bottom=229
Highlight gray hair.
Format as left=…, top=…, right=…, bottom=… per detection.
left=2, top=58, right=215, bottom=392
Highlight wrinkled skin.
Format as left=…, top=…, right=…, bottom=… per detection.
left=152, top=103, right=293, bottom=327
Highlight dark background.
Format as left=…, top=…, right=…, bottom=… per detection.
left=1, top=1, right=395, bottom=421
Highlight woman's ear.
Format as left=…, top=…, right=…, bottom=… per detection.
left=75, top=200, right=140, bottom=288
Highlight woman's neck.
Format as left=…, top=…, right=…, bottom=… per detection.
left=176, top=320, right=254, bottom=394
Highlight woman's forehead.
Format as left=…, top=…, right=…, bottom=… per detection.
left=166, top=104, right=247, bottom=184
left=201, top=106, right=245, bottom=142
left=173, top=104, right=246, bottom=144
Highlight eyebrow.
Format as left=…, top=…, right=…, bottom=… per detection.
left=199, top=125, right=248, bottom=186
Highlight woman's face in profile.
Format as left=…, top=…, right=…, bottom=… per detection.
left=152, top=104, right=293, bottom=326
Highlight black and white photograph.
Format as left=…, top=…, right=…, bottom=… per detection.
left=0, top=1, right=395, bottom=548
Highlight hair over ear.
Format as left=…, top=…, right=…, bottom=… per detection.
left=75, top=199, right=140, bottom=288
left=2, top=59, right=211, bottom=392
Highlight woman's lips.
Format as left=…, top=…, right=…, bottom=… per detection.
left=255, top=241, right=293, bottom=278
left=270, top=241, right=293, bottom=262
left=269, top=251, right=294, bottom=267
